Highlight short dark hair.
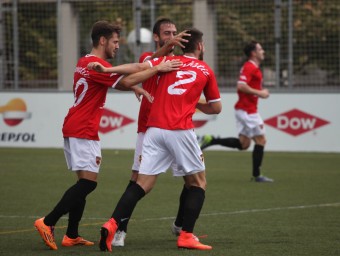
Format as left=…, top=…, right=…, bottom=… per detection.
left=181, top=28, right=203, bottom=53
left=152, top=17, right=175, bottom=36
left=243, top=40, right=258, bottom=58
left=91, top=20, right=121, bottom=47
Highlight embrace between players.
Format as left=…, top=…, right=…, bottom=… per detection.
left=34, top=18, right=222, bottom=252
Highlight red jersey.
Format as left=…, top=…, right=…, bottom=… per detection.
left=235, top=60, right=263, bottom=114
left=62, top=54, right=124, bottom=140
left=147, top=55, right=221, bottom=130
left=137, top=52, right=158, bottom=133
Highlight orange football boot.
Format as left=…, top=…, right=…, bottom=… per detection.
left=99, top=218, right=118, bottom=252
left=34, top=217, right=58, bottom=250
left=61, top=235, right=94, bottom=246
left=177, top=230, right=212, bottom=250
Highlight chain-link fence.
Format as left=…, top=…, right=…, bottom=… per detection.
left=1, top=0, right=339, bottom=91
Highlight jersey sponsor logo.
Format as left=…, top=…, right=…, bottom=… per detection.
left=0, top=98, right=32, bottom=126
left=264, top=109, right=330, bottom=136
left=99, top=108, right=135, bottom=134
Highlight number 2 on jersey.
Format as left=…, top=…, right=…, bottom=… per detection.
left=167, top=71, right=197, bottom=95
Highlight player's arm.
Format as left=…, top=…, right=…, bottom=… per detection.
left=148, top=30, right=191, bottom=59
left=237, top=82, right=269, bottom=98
left=117, top=57, right=182, bottom=89
left=87, top=62, right=149, bottom=75
left=196, top=100, right=222, bottom=115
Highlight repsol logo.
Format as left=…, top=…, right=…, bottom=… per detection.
left=264, top=109, right=330, bottom=136
left=0, top=132, right=36, bottom=142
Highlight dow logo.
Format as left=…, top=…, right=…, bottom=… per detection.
left=99, top=108, right=134, bottom=134
left=264, top=109, right=330, bottom=136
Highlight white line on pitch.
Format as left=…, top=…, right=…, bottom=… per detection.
left=0, top=202, right=339, bottom=221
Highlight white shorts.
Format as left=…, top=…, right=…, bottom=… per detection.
left=64, top=137, right=102, bottom=173
left=131, top=132, right=145, bottom=171
left=139, top=127, right=205, bottom=176
left=132, top=132, right=178, bottom=172
left=235, top=109, right=265, bottom=138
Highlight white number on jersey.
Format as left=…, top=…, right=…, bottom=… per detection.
left=73, top=78, right=88, bottom=107
left=167, top=71, right=197, bottom=95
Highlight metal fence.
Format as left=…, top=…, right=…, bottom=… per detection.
left=0, top=0, right=339, bottom=92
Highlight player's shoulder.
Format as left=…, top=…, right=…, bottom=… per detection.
left=242, top=60, right=257, bottom=72
left=139, top=52, right=154, bottom=63
left=80, top=54, right=111, bottom=67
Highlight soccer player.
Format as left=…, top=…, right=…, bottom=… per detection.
left=111, top=17, right=191, bottom=247
left=199, top=40, right=273, bottom=182
left=98, top=28, right=222, bottom=252
left=33, top=20, right=182, bottom=251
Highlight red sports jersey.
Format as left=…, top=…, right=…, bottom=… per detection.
left=147, top=55, right=221, bottom=130
left=62, top=54, right=124, bottom=140
left=234, top=60, right=263, bottom=114
left=137, top=52, right=158, bottom=133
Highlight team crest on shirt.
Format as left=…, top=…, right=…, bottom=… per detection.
left=96, top=156, right=102, bottom=166
left=200, top=154, right=204, bottom=163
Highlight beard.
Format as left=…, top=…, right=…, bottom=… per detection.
left=199, top=51, right=204, bottom=60
left=159, top=39, right=165, bottom=48
left=104, top=42, right=116, bottom=59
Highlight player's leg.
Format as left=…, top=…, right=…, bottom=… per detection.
left=112, top=133, right=144, bottom=246
left=100, top=174, right=158, bottom=252
left=168, top=129, right=211, bottom=250
left=199, top=135, right=243, bottom=150
left=199, top=109, right=250, bottom=150
left=100, top=128, right=171, bottom=252
left=252, top=134, right=273, bottom=182
left=239, top=134, right=251, bottom=149
left=62, top=170, right=97, bottom=247
left=178, top=172, right=211, bottom=250
left=111, top=172, right=136, bottom=247
left=249, top=114, right=273, bottom=182
left=172, top=183, right=189, bottom=236
left=34, top=138, right=99, bottom=250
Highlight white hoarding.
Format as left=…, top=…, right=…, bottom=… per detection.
left=0, top=92, right=339, bottom=152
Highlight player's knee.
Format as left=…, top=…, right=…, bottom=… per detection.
left=240, top=141, right=250, bottom=150
left=130, top=171, right=139, bottom=182
left=255, top=136, right=266, bottom=146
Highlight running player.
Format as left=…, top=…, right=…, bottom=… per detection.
left=199, top=40, right=273, bottom=182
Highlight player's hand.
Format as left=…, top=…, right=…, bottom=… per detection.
left=258, top=88, right=270, bottom=99
left=87, top=62, right=106, bottom=72
left=165, top=30, right=191, bottom=49
left=156, top=57, right=182, bottom=72
left=133, top=86, right=154, bottom=103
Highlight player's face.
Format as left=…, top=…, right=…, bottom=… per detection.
left=156, top=23, right=177, bottom=50
left=254, top=43, right=265, bottom=61
left=104, top=33, right=120, bottom=59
